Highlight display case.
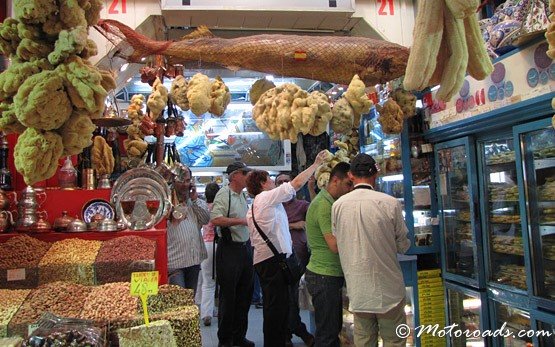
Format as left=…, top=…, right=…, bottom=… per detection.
left=445, top=281, right=489, bottom=347
left=514, top=117, right=555, bottom=311
left=174, top=104, right=292, bottom=172
left=530, top=309, right=555, bottom=347
left=488, top=288, right=532, bottom=347
left=360, top=108, right=438, bottom=254
left=478, top=134, right=529, bottom=293
left=435, top=137, right=485, bottom=288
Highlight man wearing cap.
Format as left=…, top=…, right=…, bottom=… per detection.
left=210, top=161, right=254, bottom=347
left=332, top=153, right=410, bottom=347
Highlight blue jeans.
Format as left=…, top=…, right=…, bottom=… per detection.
left=305, top=269, right=344, bottom=347
left=168, top=265, right=201, bottom=295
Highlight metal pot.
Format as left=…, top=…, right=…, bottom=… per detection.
left=67, top=218, right=87, bottom=232
left=97, top=218, right=117, bottom=232
left=53, top=211, right=74, bottom=232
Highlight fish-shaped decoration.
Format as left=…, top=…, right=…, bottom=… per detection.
left=97, top=19, right=409, bottom=86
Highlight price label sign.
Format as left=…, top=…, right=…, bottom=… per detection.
left=28, top=322, right=39, bottom=336
left=130, top=271, right=159, bottom=296
left=130, top=271, right=159, bottom=326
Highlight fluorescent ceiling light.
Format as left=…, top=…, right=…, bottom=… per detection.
left=381, top=174, right=404, bottom=182
left=265, top=75, right=274, bottom=81
left=431, top=85, right=440, bottom=92
left=120, top=63, right=129, bottom=72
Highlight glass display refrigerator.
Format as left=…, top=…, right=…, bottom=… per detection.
left=488, top=288, right=532, bottom=347
left=478, top=134, right=530, bottom=294
left=445, top=281, right=489, bottom=347
left=531, top=309, right=555, bottom=347
left=435, top=137, right=485, bottom=288
left=514, top=117, right=555, bottom=311
left=360, top=108, right=438, bottom=254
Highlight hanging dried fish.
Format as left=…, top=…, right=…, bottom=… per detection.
left=96, top=19, right=409, bottom=86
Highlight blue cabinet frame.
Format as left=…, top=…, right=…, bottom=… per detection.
left=435, top=137, right=486, bottom=289
left=530, top=308, right=555, bottom=347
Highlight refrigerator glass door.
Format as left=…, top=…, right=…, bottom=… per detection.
left=493, top=302, right=531, bottom=346
left=437, top=145, right=477, bottom=280
left=537, top=321, right=554, bottom=347
left=481, top=137, right=526, bottom=290
left=519, top=126, right=555, bottom=301
left=447, top=288, right=484, bottom=346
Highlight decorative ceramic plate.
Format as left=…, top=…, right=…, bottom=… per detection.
left=82, top=199, right=115, bottom=223
left=111, top=168, right=171, bottom=230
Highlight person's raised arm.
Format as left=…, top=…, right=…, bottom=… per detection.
left=291, top=150, right=329, bottom=191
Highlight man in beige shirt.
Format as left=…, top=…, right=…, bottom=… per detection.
left=332, top=153, right=410, bottom=347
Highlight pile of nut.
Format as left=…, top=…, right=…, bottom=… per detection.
left=0, top=235, right=51, bottom=289
left=95, top=236, right=156, bottom=284
left=0, top=289, right=31, bottom=337
left=38, top=239, right=102, bottom=285
left=8, top=282, right=91, bottom=337
left=80, top=282, right=138, bottom=323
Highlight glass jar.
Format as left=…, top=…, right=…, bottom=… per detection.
left=58, top=157, right=77, bottom=189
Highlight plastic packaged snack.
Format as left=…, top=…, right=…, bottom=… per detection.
left=21, top=313, right=105, bottom=347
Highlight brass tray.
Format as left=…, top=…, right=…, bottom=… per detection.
left=111, top=168, right=171, bottom=230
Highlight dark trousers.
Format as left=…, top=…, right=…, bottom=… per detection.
left=168, top=265, right=201, bottom=295
left=288, top=249, right=309, bottom=339
left=305, top=269, right=344, bottom=347
left=255, top=256, right=290, bottom=347
left=216, top=241, right=254, bottom=345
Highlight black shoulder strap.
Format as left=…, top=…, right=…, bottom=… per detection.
left=251, top=198, right=280, bottom=257
left=227, top=188, right=231, bottom=217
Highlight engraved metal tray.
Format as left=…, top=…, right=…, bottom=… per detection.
left=111, top=168, right=172, bottom=230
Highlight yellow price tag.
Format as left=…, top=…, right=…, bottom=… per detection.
left=131, top=271, right=159, bottom=296
left=130, top=271, right=159, bottom=326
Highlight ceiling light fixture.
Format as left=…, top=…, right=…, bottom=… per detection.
left=265, top=75, right=274, bottom=81
left=120, top=63, right=129, bottom=72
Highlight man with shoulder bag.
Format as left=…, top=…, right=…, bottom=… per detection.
left=210, top=162, right=254, bottom=347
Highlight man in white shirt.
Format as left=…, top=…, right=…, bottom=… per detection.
left=332, top=153, right=410, bottom=347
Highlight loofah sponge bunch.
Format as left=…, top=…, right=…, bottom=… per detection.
left=403, top=0, right=494, bottom=101
left=546, top=0, right=555, bottom=59
left=0, top=0, right=114, bottom=185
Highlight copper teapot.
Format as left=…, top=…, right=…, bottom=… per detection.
left=32, top=211, right=51, bottom=233
left=53, top=211, right=74, bottom=231
left=0, top=210, right=14, bottom=232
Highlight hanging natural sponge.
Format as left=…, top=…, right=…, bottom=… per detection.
left=59, top=109, right=96, bottom=155
left=170, top=75, right=189, bottom=111
left=91, top=136, right=115, bottom=176
left=14, top=128, right=63, bottom=185
left=209, top=76, right=231, bottom=116
left=330, top=97, right=354, bottom=134
left=249, top=78, right=275, bottom=105
left=14, top=70, right=73, bottom=131
left=147, top=77, right=168, bottom=120
left=187, top=73, right=211, bottom=116
left=344, top=74, right=372, bottom=116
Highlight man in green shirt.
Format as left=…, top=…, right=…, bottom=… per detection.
left=305, top=162, right=352, bottom=347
